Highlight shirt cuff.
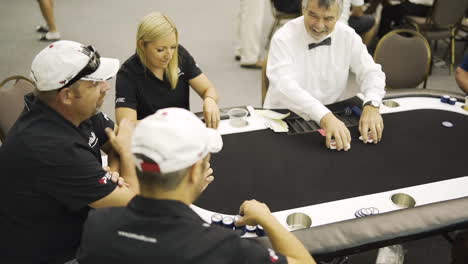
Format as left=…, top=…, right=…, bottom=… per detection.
left=363, top=91, right=385, bottom=105
left=308, top=104, right=331, bottom=124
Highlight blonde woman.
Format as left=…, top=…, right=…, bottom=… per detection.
left=115, top=12, right=220, bottom=128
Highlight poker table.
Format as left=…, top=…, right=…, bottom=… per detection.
left=192, top=89, right=468, bottom=259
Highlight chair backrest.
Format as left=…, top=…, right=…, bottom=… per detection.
left=374, top=29, right=431, bottom=89
left=261, top=58, right=269, bottom=105
left=270, top=0, right=302, bottom=18
left=0, top=76, right=36, bottom=141
left=429, top=0, right=468, bottom=28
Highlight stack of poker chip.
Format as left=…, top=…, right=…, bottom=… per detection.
left=234, top=215, right=246, bottom=236
left=440, top=95, right=457, bottom=105
left=211, top=214, right=223, bottom=226
left=211, top=214, right=266, bottom=237
left=255, top=225, right=266, bottom=237
left=354, top=207, right=379, bottom=218
left=222, top=216, right=235, bottom=230
left=245, top=225, right=257, bottom=233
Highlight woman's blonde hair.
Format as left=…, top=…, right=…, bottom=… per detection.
left=136, top=12, right=179, bottom=89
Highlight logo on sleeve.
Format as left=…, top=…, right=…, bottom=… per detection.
left=99, top=172, right=112, bottom=185
left=268, top=248, right=279, bottom=263
left=103, top=113, right=110, bottom=121
left=88, top=132, right=98, bottom=148
left=115, top=97, right=126, bottom=103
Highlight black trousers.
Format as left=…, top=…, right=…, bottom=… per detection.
left=378, top=2, right=431, bottom=38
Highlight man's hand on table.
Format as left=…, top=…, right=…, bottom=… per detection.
left=359, top=105, right=384, bottom=144
left=235, top=200, right=275, bottom=227
left=320, top=112, right=351, bottom=151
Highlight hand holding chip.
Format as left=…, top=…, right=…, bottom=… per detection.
left=320, top=112, right=351, bottom=151
left=235, top=200, right=274, bottom=227
left=360, top=106, right=384, bottom=144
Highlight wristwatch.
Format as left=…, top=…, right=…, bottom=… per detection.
left=363, top=100, right=381, bottom=108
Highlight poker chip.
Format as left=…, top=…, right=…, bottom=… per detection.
left=329, top=140, right=351, bottom=150
left=358, top=135, right=373, bottom=143
left=245, top=225, right=257, bottom=233
left=330, top=140, right=337, bottom=150
left=211, top=214, right=223, bottom=226
left=440, top=95, right=450, bottom=103
left=222, top=216, right=235, bottom=229
left=256, top=225, right=266, bottom=237
left=448, top=98, right=457, bottom=105
left=441, top=121, right=454, bottom=128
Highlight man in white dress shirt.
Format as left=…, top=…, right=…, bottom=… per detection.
left=264, top=0, right=386, bottom=151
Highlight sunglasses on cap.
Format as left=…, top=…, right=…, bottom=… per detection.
left=61, top=45, right=101, bottom=89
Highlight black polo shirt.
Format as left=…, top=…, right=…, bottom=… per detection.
left=115, top=44, right=202, bottom=120
left=77, top=196, right=288, bottom=264
left=0, top=94, right=117, bottom=264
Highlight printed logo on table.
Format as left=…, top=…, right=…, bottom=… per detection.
left=88, top=132, right=98, bottom=148
left=99, top=172, right=112, bottom=185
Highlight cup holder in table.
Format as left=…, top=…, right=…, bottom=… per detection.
left=391, top=193, right=416, bottom=208
left=286, top=212, right=312, bottom=231
left=382, top=100, right=400, bottom=108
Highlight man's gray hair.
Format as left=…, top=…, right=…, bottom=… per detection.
left=302, top=0, right=343, bottom=14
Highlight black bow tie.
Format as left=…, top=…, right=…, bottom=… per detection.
left=308, top=37, right=331, bottom=50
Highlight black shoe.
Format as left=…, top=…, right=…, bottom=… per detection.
left=36, top=25, right=49, bottom=33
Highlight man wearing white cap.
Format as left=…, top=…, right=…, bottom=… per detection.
left=0, top=40, right=138, bottom=263
left=77, top=108, right=315, bottom=264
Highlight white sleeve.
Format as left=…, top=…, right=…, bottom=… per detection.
left=349, top=34, right=386, bottom=103
left=266, top=36, right=330, bottom=123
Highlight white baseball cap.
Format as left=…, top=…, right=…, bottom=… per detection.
left=132, top=108, right=223, bottom=174
left=30, top=40, right=120, bottom=91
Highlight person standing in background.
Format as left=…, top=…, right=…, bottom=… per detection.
left=235, top=0, right=268, bottom=69
left=36, top=0, right=61, bottom=41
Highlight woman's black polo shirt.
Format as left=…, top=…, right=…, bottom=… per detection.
left=115, top=44, right=202, bottom=120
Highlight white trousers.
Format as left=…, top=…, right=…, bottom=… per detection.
left=236, top=0, right=267, bottom=64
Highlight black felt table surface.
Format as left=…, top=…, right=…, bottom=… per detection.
left=195, top=109, right=468, bottom=214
